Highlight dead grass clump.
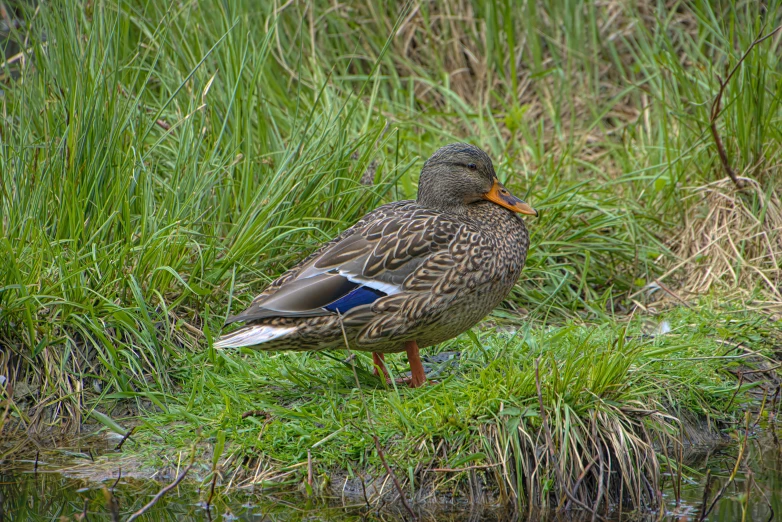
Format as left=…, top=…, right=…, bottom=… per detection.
left=674, top=178, right=782, bottom=300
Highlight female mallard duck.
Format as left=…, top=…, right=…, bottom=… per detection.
left=215, top=143, right=536, bottom=387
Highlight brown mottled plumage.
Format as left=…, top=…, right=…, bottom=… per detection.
left=215, top=143, right=536, bottom=386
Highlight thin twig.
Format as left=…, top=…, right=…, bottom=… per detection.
left=660, top=433, right=678, bottom=506
left=126, top=462, right=194, bottom=522
left=752, top=474, right=774, bottom=522
left=697, top=469, right=712, bottom=521
left=753, top=386, right=769, bottom=430
left=565, top=480, right=601, bottom=517
left=677, top=434, right=684, bottom=509
left=76, top=498, right=89, bottom=521
left=592, top=451, right=605, bottom=522
left=106, top=486, right=120, bottom=522
left=739, top=363, right=782, bottom=375
left=653, top=279, right=691, bottom=308
left=742, top=470, right=753, bottom=522
left=564, top=461, right=594, bottom=510
left=359, top=473, right=371, bottom=507
left=115, top=426, right=135, bottom=451
left=111, top=468, right=122, bottom=490
left=337, top=314, right=417, bottom=521
left=307, top=450, right=313, bottom=489
left=373, top=434, right=416, bottom=519
left=698, top=411, right=751, bottom=521
left=725, top=372, right=745, bottom=412
left=709, top=25, right=782, bottom=189
left=206, top=469, right=218, bottom=509
left=426, top=463, right=500, bottom=472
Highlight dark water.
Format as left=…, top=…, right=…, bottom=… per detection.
left=658, top=431, right=781, bottom=522
left=1, top=433, right=780, bottom=521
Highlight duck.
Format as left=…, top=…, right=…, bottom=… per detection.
left=215, top=143, right=537, bottom=387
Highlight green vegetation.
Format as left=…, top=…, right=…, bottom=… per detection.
left=29, top=303, right=781, bottom=513
left=1, top=0, right=781, bottom=513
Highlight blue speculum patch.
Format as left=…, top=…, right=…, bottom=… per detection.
left=324, top=286, right=387, bottom=313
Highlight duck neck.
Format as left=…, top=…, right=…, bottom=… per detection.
left=416, top=185, right=471, bottom=216
left=416, top=169, right=477, bottom=217
left=417, top=197, right=470, bottom=217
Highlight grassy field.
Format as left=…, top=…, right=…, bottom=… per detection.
left=2, top=0, right=782, bottom=513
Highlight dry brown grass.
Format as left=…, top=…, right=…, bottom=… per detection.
left=671, top=177, right=782, bottom=299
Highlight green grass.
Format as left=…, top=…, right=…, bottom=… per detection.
left=62, top=303, right=779, bottom=511
left=1, top=0, right=782, bottom=513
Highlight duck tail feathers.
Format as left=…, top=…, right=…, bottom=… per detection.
left=213, top=325, right=296, bottom=349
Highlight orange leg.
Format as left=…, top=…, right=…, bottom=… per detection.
left=405, top=340, right=426, bottom=388
left=372, top=352, right=390, bottom=381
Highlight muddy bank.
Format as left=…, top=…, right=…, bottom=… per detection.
left=2, top=427, right=780, bottom=521
left=0, top=415, right=756, bottom=521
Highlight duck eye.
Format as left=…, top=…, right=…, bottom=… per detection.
left=467, top=163, right=477, bottom=170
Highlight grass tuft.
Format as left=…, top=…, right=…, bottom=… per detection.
left=58, top=304, right=773, bottom=511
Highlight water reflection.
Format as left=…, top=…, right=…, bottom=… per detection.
left=1, top=432, right=780, bottom=521
left=666, top=432, right=781, bottom=522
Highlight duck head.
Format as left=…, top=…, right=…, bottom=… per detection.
left=417, top=143, right=537, bottom=217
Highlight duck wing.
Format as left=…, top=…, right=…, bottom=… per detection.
left=224, top=201, right=462, bottom=325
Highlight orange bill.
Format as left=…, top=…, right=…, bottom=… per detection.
left=482, top=179, right=537, bottom=216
